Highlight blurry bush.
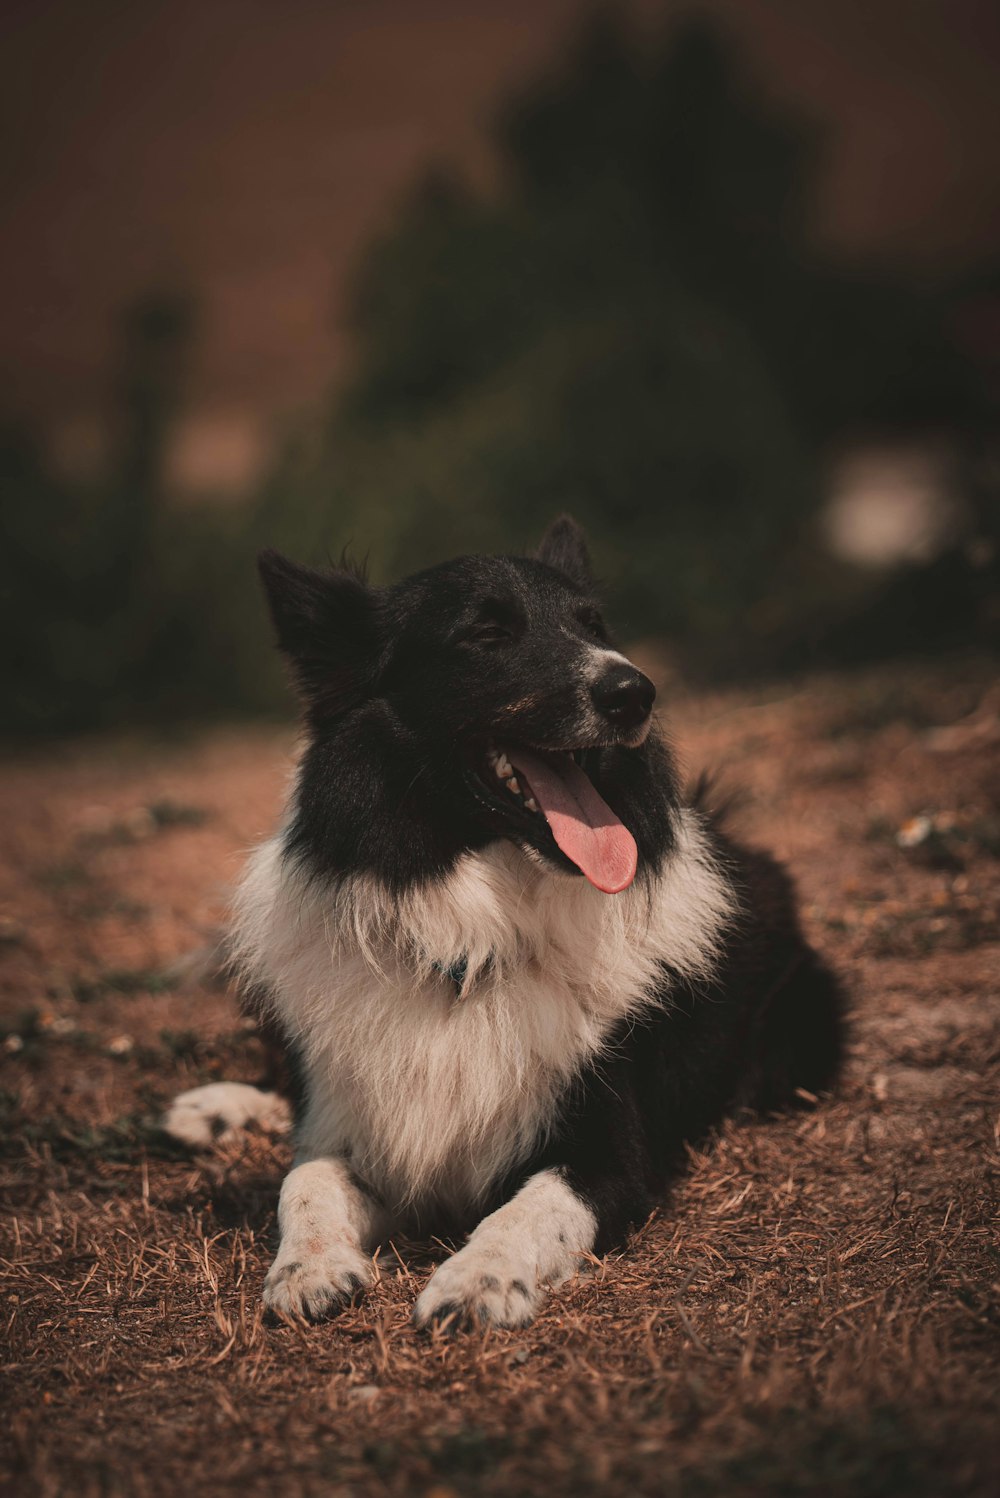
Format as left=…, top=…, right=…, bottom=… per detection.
left=0, top=293, right=284, bottom=733
left=2, top=14, right=996, bottom=734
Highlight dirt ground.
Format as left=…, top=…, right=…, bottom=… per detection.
left=1, top=657, right=998, bottom=1497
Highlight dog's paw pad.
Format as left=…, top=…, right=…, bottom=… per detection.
left=412, top=1252, right=540, bottom=1331
left=263, top=1247, right=373, bottom=1321
left=162, top=1083, right=290, bottom=1148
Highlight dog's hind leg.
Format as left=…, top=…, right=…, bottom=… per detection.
left=162, top=1082, right=291, bottom=1148
left=739, top=948, right=847, bottom=1113
left=162, top=996, right=306, bottom=1148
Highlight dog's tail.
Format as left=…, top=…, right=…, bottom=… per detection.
left=162, top=1082, right=291, bottom=1149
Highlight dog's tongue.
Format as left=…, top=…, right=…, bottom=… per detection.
left=507, top=749, right=637, bottom=894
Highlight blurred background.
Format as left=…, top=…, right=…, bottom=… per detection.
left=2, top=0, right=999, bottom=735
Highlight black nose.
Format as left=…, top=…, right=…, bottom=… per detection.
left=591, top=665, right=655, bottom=730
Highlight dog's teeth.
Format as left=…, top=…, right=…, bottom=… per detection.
left=496, top=755, right=513, bottom=780
left=507, top=777, right=521, bottom=796
left=525, top=797, right=538, bottom=813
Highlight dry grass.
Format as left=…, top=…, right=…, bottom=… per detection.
left=1, top=659, right=998, bottom=1497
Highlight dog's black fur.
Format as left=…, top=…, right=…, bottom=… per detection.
left=532, top=845, right=844, bottom=1252
left=248, top=517, right=844, bottom=1269
left=261, top=532, right=677, bottom=891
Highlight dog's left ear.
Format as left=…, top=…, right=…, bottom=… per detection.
left=536, top=514, right=593, bottom=590
left=257, top=548, right=380, bottom=716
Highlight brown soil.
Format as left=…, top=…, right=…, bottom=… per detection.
left=1, top=658, right=998, bottom=1497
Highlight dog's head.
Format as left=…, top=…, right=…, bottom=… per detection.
left=260, top=517, right=676, bottom=891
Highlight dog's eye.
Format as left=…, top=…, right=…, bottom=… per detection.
left=577, top=609, right=608, bottom=643
left=465, top=621, right=513, bottom=646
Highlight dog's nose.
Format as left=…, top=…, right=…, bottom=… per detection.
left=591, top=665, right=655, bottom=730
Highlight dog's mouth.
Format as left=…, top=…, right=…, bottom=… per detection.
left=467, top=745, right=638, bottom=894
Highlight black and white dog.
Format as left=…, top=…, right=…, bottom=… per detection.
left=165, top=517, right=844, bottom=1329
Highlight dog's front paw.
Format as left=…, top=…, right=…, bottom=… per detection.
left=413, top=1247, right=542, bottom=1331
left=263, top=1243, right=374, bottom=1321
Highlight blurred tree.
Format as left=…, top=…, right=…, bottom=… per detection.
left=0, top=292, right=207, bottom=733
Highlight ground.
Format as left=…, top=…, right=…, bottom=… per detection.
left=1, top=657, right=998, bottom=1498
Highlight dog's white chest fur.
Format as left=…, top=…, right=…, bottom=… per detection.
left=231, top=814, right=732, bottom=1220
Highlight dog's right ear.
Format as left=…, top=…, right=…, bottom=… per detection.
left=536, top=514, right=593, bottom=590
left=257, top=549, right=379, bottom=715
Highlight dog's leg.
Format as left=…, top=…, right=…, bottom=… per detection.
left=263, top=1157, right=392, bottom=1320
left=412, top=1168, right=597, bottom=1330
left=163, top=1082, right=290, bottom=1147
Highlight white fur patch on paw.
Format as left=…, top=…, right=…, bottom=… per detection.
left=263, top=1244, right=374, bottom=1321
left=412, top=1168, right=596, bottom=1331
left=413, top=1246, right=542, bottom=1330
left=162, top=1082, right=290, bottom=1148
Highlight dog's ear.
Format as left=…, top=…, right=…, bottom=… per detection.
left=536, top=514, right=593, bottom=590
left=258, top=549, right=379, bottom=715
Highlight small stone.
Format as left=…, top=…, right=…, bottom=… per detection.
left=0, top=918, right=27, bottom=946
left=896, top=815, right=932, bottom=849
left=348, top=1384, right=380, bottom=1405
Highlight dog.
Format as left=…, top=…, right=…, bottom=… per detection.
left=164, top=516, right=844, bottom=1329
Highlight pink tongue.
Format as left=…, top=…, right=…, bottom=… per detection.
left=507, top=749, right=638, bottom=894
